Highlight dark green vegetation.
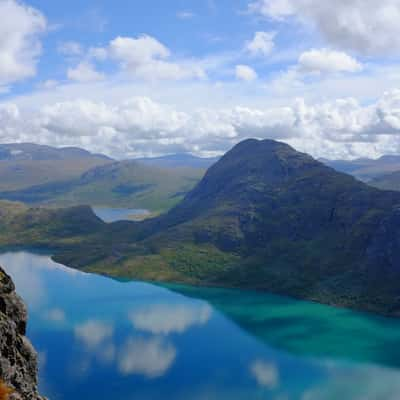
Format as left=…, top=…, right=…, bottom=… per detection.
left=321, top=155, right=400, bottom=181
left=370, top=170, right=400, bottom=192
left=1, top=139, right=400, bottom=316
left=0, top=143, right=111, bottom=191
left=0, top=201, right=105, bottom=249
left=0, top=149, right=205, bottom=213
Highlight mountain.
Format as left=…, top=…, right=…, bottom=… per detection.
left=369, top=170, right=400, bottom=192
left=0, top=143, right=110, bottom=162
left=1, top=139, right=400, bottom=316
left=0, top=266, right=44, bottom=399
left=0, top=161, right=204, bottom=213
left=0, top=143, right=112, bottom=192
left=135, top=153, right=219, bottom=169
left=321, top=155, right=400, bottom=181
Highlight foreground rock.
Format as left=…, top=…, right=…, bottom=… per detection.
left=0, top=267, right=45, bottom=400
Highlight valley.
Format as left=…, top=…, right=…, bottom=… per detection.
left=0, top=144, right=207, bottom=214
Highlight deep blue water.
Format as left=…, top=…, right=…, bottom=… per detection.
left=2, top=251, right=400, bottom=400
left=92, top=207, right=149, bottom=223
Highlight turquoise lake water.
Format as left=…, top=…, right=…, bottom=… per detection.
left=2, top=250, right=400, bottom=400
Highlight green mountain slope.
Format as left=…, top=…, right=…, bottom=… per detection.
left=0, top=161, right=204, bottom=213
left=1, top=139, right=400, bottom=316
left=0, top=201, right=106, bottom=249
left=0, top=143, right=112, bottom=191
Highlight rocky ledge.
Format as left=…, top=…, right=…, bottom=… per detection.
left=0, top=267, right=44, bottom=400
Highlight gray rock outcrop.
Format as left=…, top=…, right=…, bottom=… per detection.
left=0, top=267, right=45, bottom=400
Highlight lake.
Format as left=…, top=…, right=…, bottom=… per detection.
left=92, top=207, right=150, bottom=223
left=2, top=250, right=400, bottom=399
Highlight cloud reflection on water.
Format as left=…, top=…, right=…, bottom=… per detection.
left=250, top=359, right=280, bottom=389
left=118, top=337, right=177, bottom=378
left=75, top=320, right=114, bottom=348
left=0, top=251, right=82, bottom=309
left=129, top=303, right=212, bottom=335
left=302, top=362, right=400, bottom=400
left=44, top=308, right=66, bottom=323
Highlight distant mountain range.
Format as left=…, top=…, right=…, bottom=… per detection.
left=0, top=143, right=111, bottom=162
left=0, top=145, right=206, bottom=212
left=134, top=153, right=219, bottom=169
left=369, top=170, right=400, bottom=192
left=0, top=143, right=112, bottom=192
left=320, top=155, right=400, bottom=181
left=2, top=139, right=400, bottom=316
left=0, top=161, right=203, bottom=212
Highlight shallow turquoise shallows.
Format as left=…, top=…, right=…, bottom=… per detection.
left=2, top=250, right=400, bottom=400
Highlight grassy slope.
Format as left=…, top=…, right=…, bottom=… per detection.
left=0, top=200, right=106, bottom=248
left=0, top=161, right=204, bottom=213
left=47, top=162, right=204, bottom=212
left=0, top=157, right=111, bottom=191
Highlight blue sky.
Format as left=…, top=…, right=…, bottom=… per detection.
left=1, top=0, right=400, bottom=159
left=7, top=0, right=295, bottom=95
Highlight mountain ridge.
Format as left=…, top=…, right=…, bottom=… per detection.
left=0, top=143, right=112, bottom=192
left=321, top=155, right=400, bottom=181
left=134, top=153, right=219, bottom=169
left=370, top=170, right=400, bottom=192
left=0, top=142, right=112, bottom=161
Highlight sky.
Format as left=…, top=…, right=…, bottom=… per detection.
left=1, top=0, right=400, bottom=159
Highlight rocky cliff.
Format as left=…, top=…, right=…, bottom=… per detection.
left=0, top=267, right=44, bottom=400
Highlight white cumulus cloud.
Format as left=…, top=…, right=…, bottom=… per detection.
left=235, top=65, right=258, bottom=81
left=249, top=0, right=400, bottom=55
left=249, top=0, right=294, bottom=20
left=298, top=49, right=362, bottom=74
left=246, top=31, right=276, bottom=56
left=67, top=62, right=105, bottom=82
left=3, top=90, right=400, bottom=159
left=0, top=0, right=46, bottom=88
left=83, top=35, right=207, bottom=81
